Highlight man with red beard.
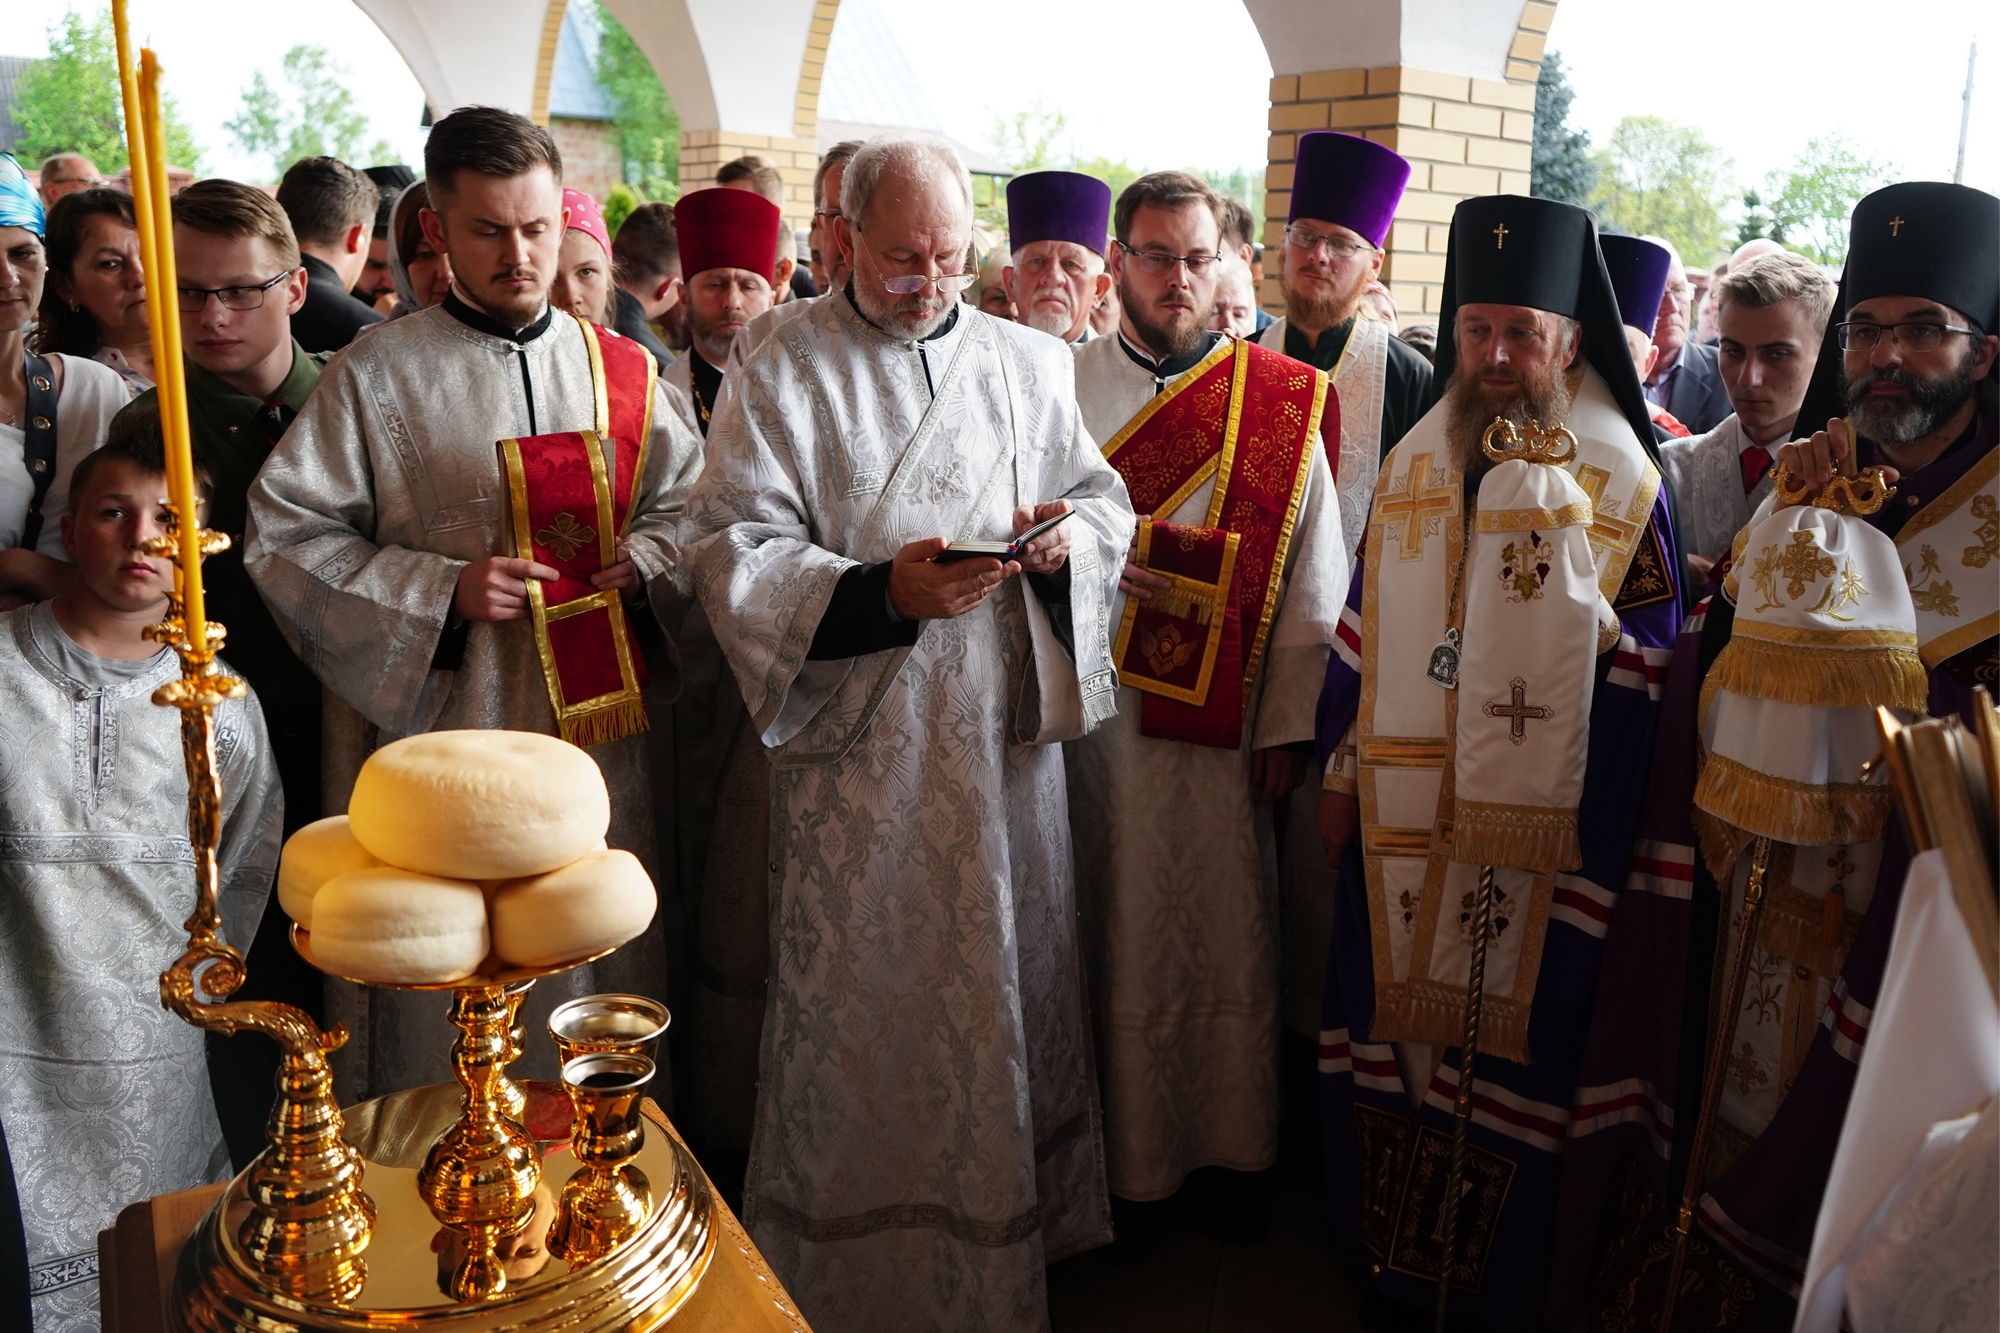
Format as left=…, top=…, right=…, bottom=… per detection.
left=1001, top=170, right=1112, bottom=345
left=1311, top=193, right=1682, bottom=1329
left=1258, top=132, right=1431, bottom=543
left=1067, top=170, right=1349, bottom=1238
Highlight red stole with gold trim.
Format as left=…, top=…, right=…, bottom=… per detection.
left=1105, top=338, right=1329, bottom=748
left=498, top=322, right=656, bottom=747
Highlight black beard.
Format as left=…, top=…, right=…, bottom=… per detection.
left=1118, top=272, right=1206, bottom=359
left=1442, top=358, right=1575, bottom=484
left=1843, top=355, right=1977, bottom=446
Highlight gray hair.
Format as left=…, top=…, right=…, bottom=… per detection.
left=815, top=139, right=864, bottom=211
left=840, top=134, right=973, bottom=233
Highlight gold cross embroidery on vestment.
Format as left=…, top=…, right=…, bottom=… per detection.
left=1379, top=451, right=1460, bottom=561
left=1575, top=463, right=1638, bottom=556
left=535, top=510, right=596, bottom=561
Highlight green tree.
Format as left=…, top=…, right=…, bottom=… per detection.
left=1205, top=167, right=1265, bottom=243
left=10, top=7, right=201, bottom=172
left=1736, top=188, right=1777, bottom=248
left=1531, top=52, right=1595, bottom=207
left=1591, top=116, right=1733, bottom=263
left=990, top=102, right=1070, bottom=172
left=594, top=3, right=679, bottom=201
left=602, top=182, right=640, bottom=238
left=226, top=45, right=396, bottom=178
left=1757, top=136, right=1888, bottom=265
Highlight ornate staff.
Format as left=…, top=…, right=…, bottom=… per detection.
left=1433, top=863, right=1496, bottom=1333
left=1656, top=834, right=1772, bottom=1331
left=111, top=0, right=374, bottom=1301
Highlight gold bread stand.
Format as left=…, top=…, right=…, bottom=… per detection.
left=99, top=1089, right=812, bottom=1333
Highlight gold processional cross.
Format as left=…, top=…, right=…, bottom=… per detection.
left=1484, top=676, right=1553, bottom=745
left=1493, top=222, right=1509, bottom=249
left=1379, top=452, right=1460, bottom=561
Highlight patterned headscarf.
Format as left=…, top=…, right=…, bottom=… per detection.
left=0, top=154, right=45, bottom=237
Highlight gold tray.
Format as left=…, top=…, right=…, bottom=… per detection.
left=176, top=1083, right=716, bottom=1330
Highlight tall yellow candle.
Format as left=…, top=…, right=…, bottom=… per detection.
left=118, top=36, right=207, bottom=654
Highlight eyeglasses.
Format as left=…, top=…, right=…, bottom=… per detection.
left=879, top=270, right=978, bottom=295
left=1836, top=320, right=1982, bottom=352
left=1115, top=241, right=1223, bottom=277
left=1284, top=224, right=1375, bottom=261
left=176, top=270, right=294, bottom=313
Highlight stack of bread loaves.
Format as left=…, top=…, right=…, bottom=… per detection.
left=277, top=731, right=657, bottom=984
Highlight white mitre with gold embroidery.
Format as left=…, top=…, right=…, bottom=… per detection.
left=1696, top=497, right=1927, bottom=877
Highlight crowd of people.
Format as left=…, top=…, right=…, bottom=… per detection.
left=0, top=99, right=1992, bottom=1333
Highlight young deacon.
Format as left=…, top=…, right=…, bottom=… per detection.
left=1067, top=170, right=1347, bottom=1226
left=245, top=106, right=702, bottom=1104
left=0, top=416, right=280, bottom=1333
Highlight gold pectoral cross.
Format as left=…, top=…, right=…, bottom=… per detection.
left=1493, top=222, right=1509, bottom=249
left=1483, top=676, right=1553, bottom=745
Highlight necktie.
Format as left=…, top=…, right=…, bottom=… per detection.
left=1740, top=445, right=1772, bottom=494
left=259, top=400, right=296, bottom=453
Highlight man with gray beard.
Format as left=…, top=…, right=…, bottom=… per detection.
left=1001, top=170, right=1112, bottom=344
left=1312, top=193, right=1683, bottom=1329
left=1551, top=181, right=1996, bottom=1329
left=681, top=133, right=1130, bottom=1332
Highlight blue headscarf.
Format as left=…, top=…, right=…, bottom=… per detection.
left=0, top=154, right=45, bottom=237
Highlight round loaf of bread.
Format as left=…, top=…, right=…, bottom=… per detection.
left=277, top=816, right=381, bottom=928
left=489, top=850, right=657, bottom=968
left=309, top=868, right=490, bottom=985
left=348, top=730, right=611, bottom=881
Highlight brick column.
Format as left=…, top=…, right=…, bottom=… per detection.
left=678, top=131, right=819, bottom=228
left=1260, top=1, right=1557, bottom=326
left=676, top=0, right=836, bottom=231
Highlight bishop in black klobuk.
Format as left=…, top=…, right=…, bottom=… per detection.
left=1310, top=192, right=1687, bottom=1328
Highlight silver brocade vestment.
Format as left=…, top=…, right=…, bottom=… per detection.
left=1066, top=332, right=1348, bottom=1200
left=244, top=304, right=703, bottom=1104
left=0, top=604, right=282, bottom=1333
left=681, top=295, right=1131, bottom=1333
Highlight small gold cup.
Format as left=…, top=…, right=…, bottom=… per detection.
left=549, top=1053, right=654, bottom=1265
left=548, top=993, right=670, bottom=1069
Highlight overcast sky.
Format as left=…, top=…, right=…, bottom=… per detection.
left=10, top=0, right=1993, bottom=201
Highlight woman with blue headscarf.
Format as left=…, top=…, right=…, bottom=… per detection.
left=0, top=153, right=129, bottom=606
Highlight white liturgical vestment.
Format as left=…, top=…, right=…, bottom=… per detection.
left=1067, top=331, right=1348, bottom=1200
left=245, top=302, right=703, bottom=1103
left=682, top=293, right=1131, bottom=1333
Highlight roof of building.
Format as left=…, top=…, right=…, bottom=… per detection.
left=0, top=55, right=37, bottom=154
left=817, top=0, right=1011, bottom=177
left=815, top=120, right=1011, bottom=178
left=548, top=4, right=615, bottom=122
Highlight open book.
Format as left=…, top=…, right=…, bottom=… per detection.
left=932, top=509, right=1071, bottom=564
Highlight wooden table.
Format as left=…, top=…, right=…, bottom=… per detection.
left=98, top=1089, right=810, bottom=1333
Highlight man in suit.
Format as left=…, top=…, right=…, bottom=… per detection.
left=1641, top=234, right=1733, bottom=434
left=274, top=156, right=384, bottom=353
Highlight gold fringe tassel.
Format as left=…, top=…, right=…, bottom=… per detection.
left=559, top=696, right=651, bottom=749
left=1452, top=800, right=1582, bottom=873
left=1692, top=803, right=1756, bottom=884
left=1372, top=981, right=1531, bottom=1066
left=1707, top=634, right=1929, bottom=713
left=1693, top=751, right=1891, bottom=869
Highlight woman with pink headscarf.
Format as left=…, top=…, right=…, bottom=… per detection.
left=552, top=187, right=614, bottom=326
